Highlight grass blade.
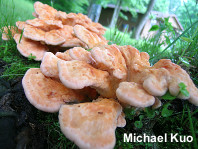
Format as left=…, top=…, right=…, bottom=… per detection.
left=187, top=105, right=198, bottom=149
left=150, top=20, right=198, bottom=60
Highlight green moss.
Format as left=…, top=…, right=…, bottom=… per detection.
left=0, top=39, right=39, bottom=79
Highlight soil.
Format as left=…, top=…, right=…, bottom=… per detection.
left=0, top=60, right=47, bottom=149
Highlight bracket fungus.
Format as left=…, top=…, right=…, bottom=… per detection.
left=91, top=44, right=127, bottom=80
left=153, top=59, right=198, bottom=105
left=26, top=18, right=63, bottom=31
left=2, top=1, right=197, bottom=149
left=116, top=82, right=155, bottom=107
left=22, top=68, right=85, bottom=113
left=59, top=98, right=124, bottom=149
left=14, top=33, right=48, bottom=61
left=58, top=60, right=115, bottom=98
left=40, top=52, right=61, bottom=78
left=22, top=41, right=198, bottom=148
left=1, top=1, right=107, bottom=61
left=74, top=25, right=108, bottom=49
left=34, top=1, right=58, bottom=20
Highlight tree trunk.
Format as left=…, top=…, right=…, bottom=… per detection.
left=87, top=0, right=94, bottom=19
left=93, top=4, right=102, bottom=22
left=87, top=1, right=102, bottom=22
left=132, top=0, right=156, bottom=39
left=109, top=0, right=122, bottom=28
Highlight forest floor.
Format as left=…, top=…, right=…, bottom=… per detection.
left=0, top=59, right=47, bottom=148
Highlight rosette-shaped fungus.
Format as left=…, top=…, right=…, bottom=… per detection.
left=10, top=2, right=197, bottom=149
left=46, top=44, right=198, bottom=108
left=1, top=1, right=107, bottom=61
left=22, top=44, right=198, bottom=149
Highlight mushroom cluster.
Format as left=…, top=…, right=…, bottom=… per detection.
left=2, top=1, right=198, bottom=149
left=1, top=1, right=107, bottom=61
left=22, top=44, right=198, bottom=149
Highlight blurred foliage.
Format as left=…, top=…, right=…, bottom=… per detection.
left=31, top=0, right=89, bottom=14
left=100, top=0, right=169, bottom=18
left=0, top=0, right=34, bottom=26
left=169, top=0, right=198, bottom=27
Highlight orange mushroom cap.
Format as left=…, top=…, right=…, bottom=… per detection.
left=14, top=34, right=48, bottom=61
left=116, top=82, right=155, bottom=107
left=26, top=18, right=63, bottom=31
left=58, top=25, right=87, bottom=48
left=59, top=98, right=123, bottom=149
left=44, top=30, right=65, bottom=45
left=34, top=1, right=57, bottom=20
left=153, top=59, right=198, bottom=105
left=55, top=51, right=73, bottom=61
left=91, top=45, right=127, bottom=80
left=73, top=25, right=108, bottom=49
left=69, top=47, right=93, bottom=64
left=40, top=52, right=61, bottom=78
left=58, top=60, right=115, bottom=98
left=22, top=68, right=85, bottom=113
left=23, top=25, right=45, bottom=42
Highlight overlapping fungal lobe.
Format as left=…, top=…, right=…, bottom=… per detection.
left=118, top=45, right=170, bottom=97
left=73, top=25, right=108, bottom=49
left=32, top=12, right=38, bottom=18
left=141, top=68, right=170, bottom=96
left=58, top=60, right=115, bottom=98
left=153, top=59, right=198, bottom=105
left=23, top=25, right=46, bottom=42
left=16, top=21, right=27, bottom=30
left=59, top=98, right=123, bottom=149
left=41, top=47, right=94, bottom=79
left=152, top=97, right=162, bottom=109
left=91, top=44, right=127, bottom=80
left=118, top=45, right=151, bottom=81
left=57, top=25, right=87, bottom=48
left=61, top=13, right=92, bottom=26
left=55, top=11, right=67, bottom=20
left=44, top=30, right=65, bottom=45
left=55, top=51, right=73, bottom=61
left=116, top=112, right=126, bottom=127
left=116, top=82, right=155, bottom=107
left=22, top=24, right=66, bottom=46
left=26, top=18, right=63, bottom=31
left=22, top=68, right=85, bottom=113
left=69, top=47, right=93, bottom=64
left=55, top=12, right=106, bottom=35
left=14, top=34, right=48, bottom=61
left=87, top=21, right=106, bottom=35
left=1, top=26, right=20, bottom=40
left=40, top=52, right=61, bottom=78
left=55, top=47, right=93, bottom=62
left=34, top=1, right=58, bottom=20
